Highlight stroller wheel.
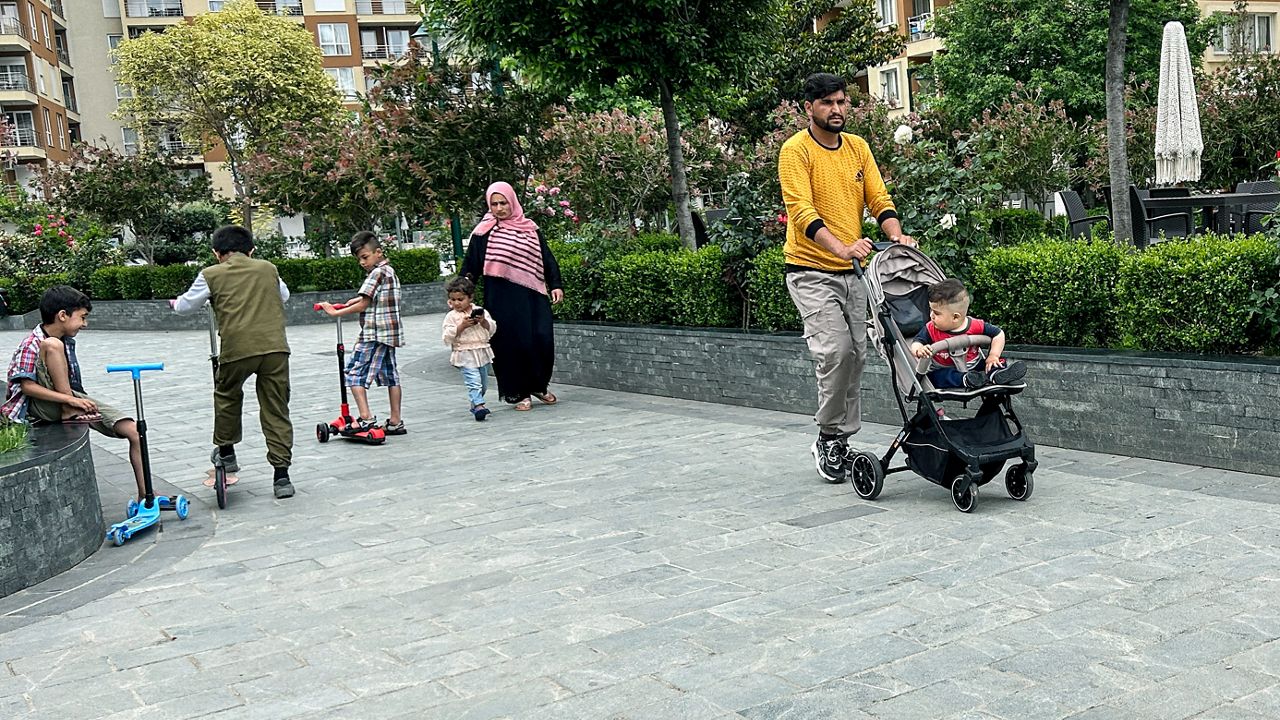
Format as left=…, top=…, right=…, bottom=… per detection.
left=1005, top=465, right=1034, bottom=501
left=849, top=452, right=884, bottom=501
left=951, top=474, right=979, bottom=513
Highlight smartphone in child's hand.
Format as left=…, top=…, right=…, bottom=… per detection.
left=470, top=307, right=484, bottom=318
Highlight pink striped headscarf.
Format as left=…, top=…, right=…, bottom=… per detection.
left=470, top=182, right=547, bottom=296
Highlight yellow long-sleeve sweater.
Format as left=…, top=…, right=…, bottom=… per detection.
left=779, top=129, right=897, bottom=272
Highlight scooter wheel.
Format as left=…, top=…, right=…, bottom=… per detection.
left=316, top=423, right=330, bottom=443
left=110, top=528, right=126, bottom=546
left=214, top=467, right=227, bottom=510
left=126, top=499, right=139, bottom=519
left=175, top=495, right=190, bottom=520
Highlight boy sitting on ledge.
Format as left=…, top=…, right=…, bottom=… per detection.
left=1, top=285, right=148, bottom=501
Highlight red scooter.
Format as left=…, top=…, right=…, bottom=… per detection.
left=313, top=302, right=385, bottom=445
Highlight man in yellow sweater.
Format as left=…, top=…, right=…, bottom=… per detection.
left=779, top=72, right=916, bottom=483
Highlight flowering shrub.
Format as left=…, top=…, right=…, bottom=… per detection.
left=0, top=195, right=121, bottom=311
left=523, top=181, right=579, bottom=240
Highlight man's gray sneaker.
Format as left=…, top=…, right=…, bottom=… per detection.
left=273, top=477, right=295, bottom=499
left=812, top=437, right=849, bottom=483
left=210, top=447, right=239, bottom=473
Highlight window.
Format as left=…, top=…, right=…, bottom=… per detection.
left=880, top=67, right=900, bottom=107
left=325, top=66, right=357, bottom=99
left=383, top=0, right=405, bottom=12
left=101, top=0, right=119, bottom=17
left=42, top=107, right=51, bottom=147
left=0, top=60, right=24, bottom=90
left=386, top=29, right=409, bottom=55
left=4, top=110, right=35, bottom=145
left=876, top=0, right=895, bottom=26
left=0, top=4, right=18, bottom=35
left=122, top=127, right=138, bottom=155
left=34, top=59, right=43, bottom=93
left=26, top=2, right=35, bottom=41
left=107, top=33, right=122, bottom=64
left=115, top=83, right=132, bottom=99
left=318, top=23, right=351, bottom=55
left=1216, top=13, right=1274, bottom=54
left=208, top=0, right=223, bottom=9
left=314, top=0, right=343, bottom=11
left=40, top=12, right=46, bottom=47
left=55, top=112, right=64, bottom=149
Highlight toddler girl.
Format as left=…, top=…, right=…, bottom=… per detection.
left=442, top=277, right=497, bottom=420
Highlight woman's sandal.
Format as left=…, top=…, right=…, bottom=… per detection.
left=534, top=392, right=558, bottom=405
left=514, top=398, right=533, bottom=411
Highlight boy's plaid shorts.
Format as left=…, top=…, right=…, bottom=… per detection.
left=344, top=341, right=400, bottom=388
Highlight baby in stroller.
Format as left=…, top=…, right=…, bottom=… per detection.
left=909, top=278, right=1028, bottom=390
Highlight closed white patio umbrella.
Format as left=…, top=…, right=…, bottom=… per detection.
left=1155, top=21, right=1203, bottom=185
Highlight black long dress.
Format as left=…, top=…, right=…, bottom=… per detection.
left=461, top=229, right=563, bottom=403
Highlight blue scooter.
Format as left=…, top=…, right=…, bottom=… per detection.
left=106, top=363, right=189, bottom=546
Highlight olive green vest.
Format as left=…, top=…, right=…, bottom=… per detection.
left=203, top=253, right=290, bottom=363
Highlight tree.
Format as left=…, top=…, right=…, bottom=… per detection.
left=928, top=0, right=1208, bottom=122
left=732, top=0, right=904, bottom=138
left=112, top=0, right=343, bottom=228
left=244, top=116, right=393, bottom=249
left=364, top=48, right=554, bottom=251
left=425, top=0, right=774, bottom=248
left=40, top=143, right=221, bottom=264
left=1106, top=0, right=1135, bottom=244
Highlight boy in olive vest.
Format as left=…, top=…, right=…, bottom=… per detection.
left=171, top=225, right=295, bottom=499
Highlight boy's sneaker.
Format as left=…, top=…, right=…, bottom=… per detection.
left=382, top=420, right=407, bottom=436
left=962, top=371, right=990, bottom=390
left=811, top=437, right=849, bottom=484
left=472, top=406, right=491, bottom=422
left=989, top=360, right=1028, bottom=385
left=210, top=447, right=239, bottom=473
left=273, top=476, right=295, bottom=499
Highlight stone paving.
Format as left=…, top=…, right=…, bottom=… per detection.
left=1, top=314, right=1279, bottom=719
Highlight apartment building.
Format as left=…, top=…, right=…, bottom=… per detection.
left=860, top=0, right=1278, bottom=116
left=0, top=0, right=77, bottom=188
left=65, top=0, right=420, bottom=194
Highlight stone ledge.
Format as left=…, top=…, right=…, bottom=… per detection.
left=553, top=322, right=1280, bottom=476
left=0, top=424, right=102, bottom=599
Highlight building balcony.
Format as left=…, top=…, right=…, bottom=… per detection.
left=0, top=19, right=29, bottom=49
left=57, top=46, right=70, bottom=65
left=356, top=0, right=409, bottom=14
left=159, top=138, right=201, bottom=156
left=1, top=129, right=46, bottom=161
left=361, top=44, right=408, bottom=60
left=125, top=1, right=184, bottom=19
left=255, top=0, right=302, bottom=15
left=0, top=73, right=31, bottom=93
left=908, top=13, right=933, bottom=41
left=50, top=0, right=67, bottom=22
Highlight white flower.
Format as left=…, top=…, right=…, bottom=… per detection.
left=893, top=124, right=914, bottom=145
left=939, top=213, right=957, bottom=230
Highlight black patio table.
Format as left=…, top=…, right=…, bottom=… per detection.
left=1142, top=191, right=1280, bottom=234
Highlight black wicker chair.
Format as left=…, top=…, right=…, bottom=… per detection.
left=1060, top=190, right=1109, bottom=240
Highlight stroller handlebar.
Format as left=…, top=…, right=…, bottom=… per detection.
left=313, top=303, right=348, bottom=311
left=915, top=336, right=993, bottom=374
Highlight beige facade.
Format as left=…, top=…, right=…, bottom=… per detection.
left=64, top=0, right=419, bottom=197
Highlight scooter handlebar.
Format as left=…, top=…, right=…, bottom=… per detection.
left=314, top=303, right=347, bottom=311
left=107, top=363, right=164, bottom=379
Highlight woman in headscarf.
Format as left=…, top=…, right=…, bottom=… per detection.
left=461, top=181, right=564, bottom=412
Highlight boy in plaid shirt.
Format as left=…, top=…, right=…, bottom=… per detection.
left=2, top=285, right=149, bottom=501
left=318, top=232, right=405, bottom=435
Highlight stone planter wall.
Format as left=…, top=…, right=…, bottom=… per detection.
left=0, top=425, right=102, bottom=598
left=553, top=323, right=1280, bottom=476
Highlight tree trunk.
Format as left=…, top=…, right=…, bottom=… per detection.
left=657, top=77, right=695, bottom=249
left=1106, top=0, right=1134, bottom=245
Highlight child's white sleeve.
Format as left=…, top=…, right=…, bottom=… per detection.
left=484, top=310, right=497, bottom=338
left=442, top=314, right=458, bottom=347
left=173, top=271, right=210, bottom=315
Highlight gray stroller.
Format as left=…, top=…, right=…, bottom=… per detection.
left=847, top=243, right=1037, bottom=512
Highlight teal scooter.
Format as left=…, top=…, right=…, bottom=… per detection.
left=106, top=363, right=189, bottom=546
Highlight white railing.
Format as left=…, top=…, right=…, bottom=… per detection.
left=361, top=44, right=408, bottom=60
left=2, top=128, right=38, bottom=147
left=356, top=0, right=407, bottom=14
left=909, top=12, right=933, bottom=41
left=159, top=138, right=199, bottom=154
left=0, top=18, right=26, bottom=36
left=125, top=0, right=184, bottom=18
left=0, top=72, right=29, bottom=91
left=255, top=0, right=302, bottom=15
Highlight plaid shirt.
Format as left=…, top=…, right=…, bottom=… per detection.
left=358, top=260, right=403, bottom=347
left=2, top=325, right=84, bottom=422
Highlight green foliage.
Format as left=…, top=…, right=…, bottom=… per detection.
left=1197, top=54, right=1280, bottom=191
left=977, top=208, right=1054, bottom=247
left=547, top=244, right=594, bottom=322
left=970, top=238, right=1129, bottom=348
left=746, top=245, right=801, bottom=332
left=927, top=0, right=1209, bottom=121
left=600, top=252, right=672, bottom=325
left=117, top=266, right=153, bottom=301
left=8, top=274, right=71, bottom=315
left=148, top=265, right=201, bottom=299
left=668, top=246, right=740, bottom=328
left=309, top=258, right=364, bottom=292
left=0, top=421, right=28, bottom=455
left=90, top=266, right=127, bottom=301
left=710, top=175, right=787, bottom=321
left=1116, top=234, right=1279, bottom=353
left=271, top=259, right=313, bottom=293
left=387, top=248, right=443, bottom=285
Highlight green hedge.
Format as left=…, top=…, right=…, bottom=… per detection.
left=746, top=245, right=801, bottom=332
left=387, top=248, right=442, bottom=285
left=970, top=239, right=1128, bottom=348
left=148, top=265, right=201, bottom=300
left=309, top=258, right=365, bottom=292
left=1116, top=234, right=1279, bottom=353
left=600, top=251, right=673, bottom=324
left=271, top=258, right=313, bottom=292
left=90, top=266, right=126, bottom=301
left=3, top=273, right=71, bottom=315
left=117, top=266, right=152, bottom=300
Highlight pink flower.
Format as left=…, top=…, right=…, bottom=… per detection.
left=558, top=200, right=570, bottom=207
left=543, top=207, right=555, bottom=216
left=58, top=230, right=66, bottom=237
left=33, top=229, right=41, bottom=235
left=777, top=214, right=788, bottom=224
left=563, top=208, right=574, bottom=217
left=548, top=187, right=561, bottom=196
left=33, top=223, right=42, bottom=232
left=535, top=184, right=548, bottom=194
left=46, top=214, right=54, bottom=219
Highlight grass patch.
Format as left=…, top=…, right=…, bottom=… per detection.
left=0, top=422, right=29, bottom=455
